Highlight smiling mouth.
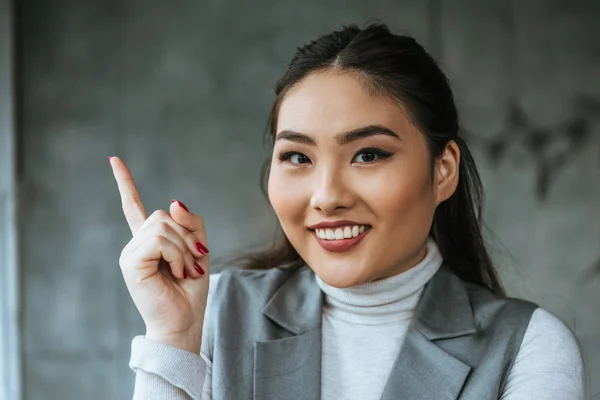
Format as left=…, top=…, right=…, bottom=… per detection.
left=309, top=224, right=372, bottom=240
left=309, top=225, right=372, bottom=253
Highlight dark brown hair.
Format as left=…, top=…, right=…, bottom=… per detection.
left=236, top=23, right=504, bottom=296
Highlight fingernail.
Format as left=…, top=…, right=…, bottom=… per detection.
left=195, top=242, right=209, bottom=255
left=108, top=156, right=113, bottom=162
left=194, top=262, right=205, bottom=275
left=183, top=269, right=188, bottom=279
left=171, top=200, right=189, bottom=212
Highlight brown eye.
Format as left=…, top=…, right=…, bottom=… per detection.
left=290, top=154, right=310, bottom=164
left=352, top=148, right=392, bottom=164
left=356, top=152, right=377, bottom=163
left=279, top=151, right=311, bottom=165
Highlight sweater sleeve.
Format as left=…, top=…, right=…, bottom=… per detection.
left=500, top=308, right=586, bottom=400
left=129, top=274, right=221, bottom=400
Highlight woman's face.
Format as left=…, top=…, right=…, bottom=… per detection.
left=268, top=71, right=458, bottom=288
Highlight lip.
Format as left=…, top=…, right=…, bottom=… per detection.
left=311, top=227, right=371, bottom=253
left=307, top=220, right=368, bottom=229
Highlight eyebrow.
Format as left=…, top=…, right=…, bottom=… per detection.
left=275, top=125, right=400, bottom=146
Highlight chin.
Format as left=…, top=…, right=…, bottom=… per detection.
left=309, top=260, right=371, bottom=288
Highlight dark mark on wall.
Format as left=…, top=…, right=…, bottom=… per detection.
left=461, top=95, right=600, bottom=200
left=466, top=96, right=600, bottom=282
left=580, top=259, right=600, bottom=285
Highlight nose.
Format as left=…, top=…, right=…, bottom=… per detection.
left=309, top=165, right=355, bottom=214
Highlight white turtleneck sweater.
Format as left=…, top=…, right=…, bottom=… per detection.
left=315, top=239, right=443, bottom=399
left=129, top=241, right=586, bottom=399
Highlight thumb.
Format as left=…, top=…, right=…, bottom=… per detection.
left=170, top=200, right=207, bottom=239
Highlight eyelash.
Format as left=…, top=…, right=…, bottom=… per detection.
left=278, top=147, right=393, bottom=165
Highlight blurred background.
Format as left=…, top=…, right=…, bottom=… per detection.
left=0, top=0, right=599, bottom=398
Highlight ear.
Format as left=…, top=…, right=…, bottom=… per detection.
left=434, top=140, right=460, bottom=205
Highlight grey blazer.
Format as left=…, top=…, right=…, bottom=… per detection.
left=204, top=262, right=537, bottom=400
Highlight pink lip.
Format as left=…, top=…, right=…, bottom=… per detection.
left=311, top=228, right=371, bottom=253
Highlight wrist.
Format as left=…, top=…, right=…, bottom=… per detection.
left=145, top=328, right=203, bottom=354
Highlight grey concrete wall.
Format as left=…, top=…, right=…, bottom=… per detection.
left=16, top=0, right=600, bottom=398
left=1, top=0, right=21, bottom=399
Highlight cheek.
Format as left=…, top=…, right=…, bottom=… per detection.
left=382, top=182, right=434, bottom=221
left=267, top=166, right=308, bottom=228
left=365, top=158, right=435, bottom=225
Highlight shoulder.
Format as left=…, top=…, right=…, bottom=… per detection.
left=460, top=275, right=580, bottom=360
left=518, top=308, right=583, bottom=367
left=206, top=263, right=305, bottom=309
left=459, top=278, right=585, bottom=396
left=502, top=308, right=586, bottom=398
left=460, top=280, right=539, bottom=334
left=218, top=263, right=300, bottom=283
left=202, top=268, right=295, bottom=358
left=201, top=264, right=306, bottom=355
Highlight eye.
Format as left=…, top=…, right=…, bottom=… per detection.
left=279, top=151, right=312, bottom=165
left=352, top=148, right=392, bottom=164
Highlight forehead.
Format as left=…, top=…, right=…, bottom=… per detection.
left=276, top=71, right=410, bottom=136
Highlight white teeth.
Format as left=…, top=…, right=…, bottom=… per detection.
left=343, top=226, right=352, bottom=238
left=315, top=225, right=369, bottom=241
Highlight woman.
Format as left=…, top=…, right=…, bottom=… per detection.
left=110, top=24, right=585, bottom=399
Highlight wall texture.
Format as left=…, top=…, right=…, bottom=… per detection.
left=1, top=0, right=20, bottom=399
left=17, top=0, right=600, bottom=398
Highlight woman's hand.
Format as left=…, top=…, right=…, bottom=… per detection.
left=110, top=157, right=210, bottom=354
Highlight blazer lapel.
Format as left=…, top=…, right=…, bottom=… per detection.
left=381, top=266, right=476, bottom=400
left=251, top=264, right=476, bottom=400
left=254, top=266, right=323, bottom=400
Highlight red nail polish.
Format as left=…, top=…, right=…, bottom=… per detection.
left=171, top=200, right=189, bottom=212
left=183, top=269, right=188, bottom=279
left=195, top=242, right=209, bottom=255
left=194, top=262, right=205, bottom=275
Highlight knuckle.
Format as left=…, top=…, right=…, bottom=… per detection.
left=183, top=229, right=197, bottom=242
left=119, top=247, right=127, bottom=261
left=150, top=209, right=169, bottom=221
left=153, top=234, right=168, bottom=247
left=157, top=221, right=171, bottom=233
left=118, top=252, right=131, bottom=271
left=119, top=241, right=134, bottom=265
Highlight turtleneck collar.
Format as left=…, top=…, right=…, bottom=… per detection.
left=315, top=238, right=443, bottom=324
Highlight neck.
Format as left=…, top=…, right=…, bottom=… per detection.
left=315, top=239, right=443, bottom=324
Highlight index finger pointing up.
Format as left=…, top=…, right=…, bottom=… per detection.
left=109, top=156, right=147, bottom=235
